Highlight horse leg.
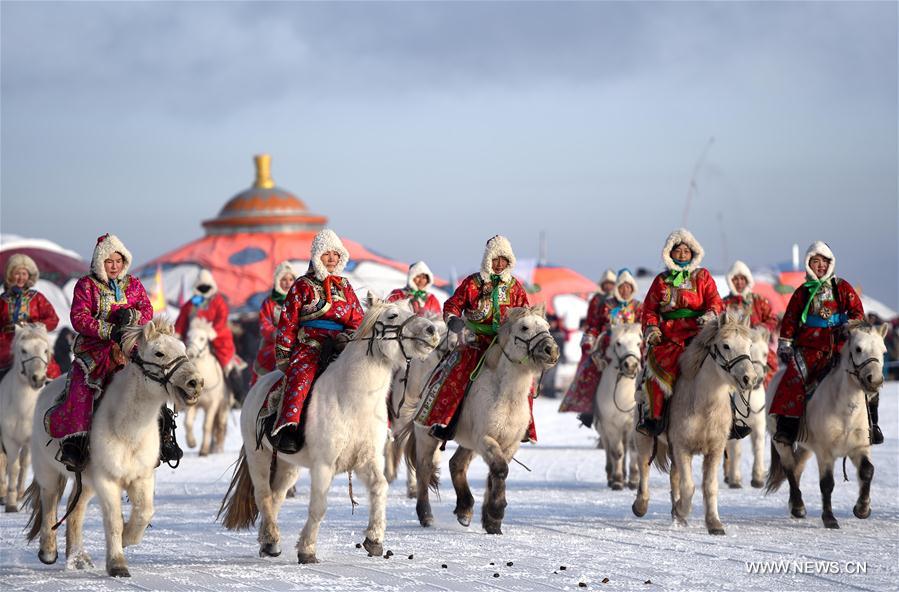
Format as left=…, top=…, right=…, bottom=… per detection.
left=384, top=431, right=398, bottom=483
left=672, top=448, right=693, bottom=526
left=94, top=477, right=130, bottom=577
left=749, top=417, right=766, bottom=489
left=479, top=436, right=508, bottom=535
left=246, top=446, right=281, bottom=558
left=297, top=462, right=335, bottom=564
left=123, top=476, right=154, bottom=548
left=851, top=452, right=874, bottom=519
left=4, top=443, right=21, bottom=512
left=449, top=447, right=475, bottom=527
left=626, top=434, right=639, bottom=490
left=357, top=460, right=388, bottom=558
left=0, top=450, right=7, bottom=505
left=816, top=455, right=839, bottom=529
left=726, top=438, right=743, bottom=489
left=36, top=477, right=64, bottom=564
left=608, top=433, right=626, bottom=490
left=184, top=406, right=197, bottom=449
left=64, top=482, right=96, bottom=570
left=270, top=461, right=300, bottom=518
left=773, top=441, right=806, bottom=518
left=212, top=397, right=229, bottom=454
left=17, top=446, right=31, bottom=501
left=414, top=432, right=439, bottom=527
left=405, top=448, right=418, bottom=499
left=632, top=433, right=652, bottom=517
left=199, top=405, right=215, bottom=457
left=703, top=449, right=725, bottom=535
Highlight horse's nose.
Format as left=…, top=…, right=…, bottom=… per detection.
left=32, top=374, right=39, bottom=382
left=425, top=325, right=436, bottom=336
left=187, top=378, right=199, bottom=390
left=741, top=374, right=751, bottom=387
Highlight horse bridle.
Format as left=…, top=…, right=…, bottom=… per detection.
left=846, top=350, right=881, bottom=394
left=131, top=351, right=192, bottom=393
left=499, top=329, right=555, bottom=365
left=708, top=343, right=757, bottom=396
left=19, top=353, right=49, bottom=378
left=361, top=315, right=435, bottom=362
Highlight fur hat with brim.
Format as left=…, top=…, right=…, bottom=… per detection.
left=661, top=228, right=704, bottom=273
left=407, top=261, right=434, bottom=291
left=598, top=268, right=616, bottom=289
left=91, top=234, right=133, bottom=283
left=192, top=269, right=219, bottom=297
left=805, top=241, right=836, bottom=282
left=480, top=235, right=516, bottom=283
left=614, top=269, right=638, bottom=302
left=310, top=228, right=350, bottom=281
left=726, top=260, right=754, bottom=297
left=4, top=254, right=39, bottom=290
left=273, top=261, right=297, bottom=296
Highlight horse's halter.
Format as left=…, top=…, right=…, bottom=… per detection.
left=131, top=349, right=192, bottom=394
left=186, top=335, right=211, bottom=359
left=499, top=326, right=556, bottom=366
left=708, top=342, right=755, bottom=393
left=361, top=314, right=435, bottom=362
left=845, top=347, right=882, bottom=394
left=610, top=341, right=641, bottom=381
left=19, top=350, right=49, bottom=380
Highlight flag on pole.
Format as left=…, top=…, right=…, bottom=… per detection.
left=150, top=265, right=167, bottom=313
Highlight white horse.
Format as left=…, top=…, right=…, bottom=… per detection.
left=218, top=301, right=438, bottom=563
left=182, top=317, right=230, bottom=456
left=592, top=323, right=643, bottom=491
left=724, top=328, right=770, bottom=489
left=25, top=318, right=203, bottom=577
left=766, top=321, right=887, bottom=529
left=0, top=324, right=52, bottom=512
left=384, top=313, right=456, bottom=498
left=632, top=312, right=758, bottom=535
left=405, top=304, right=560, bottom=534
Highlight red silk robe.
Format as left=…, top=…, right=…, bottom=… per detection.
left=251, top=295, right=283, bottom=385
left=175, top=293, right=235, bottom=369
left=770, top=278, right=864, bottom=417
left=271, top=274, right=364, bottom=433
left=0, top=288, right=62, bottom=378
left=386, top=287, right=441, bottom=316
left=723, top=292, right=779, bottom=386
left=642, top=268, right=724, bottom=418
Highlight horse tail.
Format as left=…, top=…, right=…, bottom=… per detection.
left=23, top=475, right=63, bottom=543
left=765, top=440, right=786, bottom=494
left=652, top=438, right=670, bottom=474
left=400, top=422, right=439, bottom=492
left=217, top=447, right=259, bottom=530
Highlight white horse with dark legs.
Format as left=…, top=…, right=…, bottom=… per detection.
left=182, top=317, right=230, bottom=456
left=0, top=324, right=51, bottom=511
left=384, top=314, right=456, bottom=498
left=403, top=304, right=560, bottom=535
left=592, top=323, right=643, bottom=491
left=219, top=301, right=438, bottom=563
left=766, top=321, right=886, bottom=529
left=633, top=312, right=758, bottom=535
left=25, top=318, right=203, bottom=577
left=724, top=328, right=770, bottom=489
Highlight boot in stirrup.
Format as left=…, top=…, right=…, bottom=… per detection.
left=636, top=404, right=663, bottom=437
left=158, top=405, right=184, bottom=465
left=868, top=396, right=884, bottom=445
left=57, top=434, right=89, bottom=473
left=773, top=415, right=800, bottom=446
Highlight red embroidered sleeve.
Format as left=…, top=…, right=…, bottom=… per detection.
left=32, top=292, right=59, bottom=332
left=779, top=287, right=807, bottom=342
left=70, top=277, right=108, bottom=339
left=641, top=274, right=665, bottom=330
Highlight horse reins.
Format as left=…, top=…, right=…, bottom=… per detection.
left=131, top=352, right=192, bottom=393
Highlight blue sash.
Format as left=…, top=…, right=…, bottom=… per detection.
left=804, top=313, right=847, bottom=328
left=300, top=319, right=345, bottom=331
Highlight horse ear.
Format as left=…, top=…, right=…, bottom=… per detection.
left=368, top=293, right=383, bottom=307
left=531, top=303, right=547, bottom=319
left=877, top=323, right=889, bottom=338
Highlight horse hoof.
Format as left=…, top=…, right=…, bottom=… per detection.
left=823, top=515, right=840, bottom=529
left=708, top=526, right=726, bottom=535
left=5, top=504, right=19, bottom=513
left=632, top=500, right=648, bottom=517
left=853, top=504, right=871, bottom=520
left=418, top=515, right=434, bottom=528
left=259, top=542, right=281, bottom=557
left=610, top=482, right=623, bottom=491
left=38, top=550, right=58, bottom=565
left=406, top=490, right=417, bottom=499
left=297, top=552, right=319, bottom=564
left=362, top=538, right=383, bottom=557
left=729, top=482, right=742, bottom=489
left=627, top=482, right=638, bottom=491
left=484, top=524, right=503, bottom=535
left=790, top=506, right=806, bottom=519
left=285, top=487, right=296, bottom=499
left=750, top=479, right=765, bottom=489
left=456, top=514, right=472, bottom=528
left=199, top=451, right=208, bottom=458
left=108, top=565, right=131, bottom=578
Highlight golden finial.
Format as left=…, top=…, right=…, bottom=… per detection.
left=253, top=154, right=275, bottom=189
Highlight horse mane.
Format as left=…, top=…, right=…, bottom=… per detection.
left=609, top=323, right=641, bottom=340
left=354, top=301, right=392, bottom=340
left=188, top=316, right=217, bottom=339
left=679, top=312, right=753, bottom=380
left=12, top=322, right=49, bottom=349
left=121, top=316, right=174, bottom=354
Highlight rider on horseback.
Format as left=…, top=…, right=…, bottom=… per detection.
left=175, top=269, right=246, bottom=403
left=267, top=229, right=365, bottom=454
left=251, top=261, right=296, bottom=386
left=44, top=234, right=176, bottom=472
left=0, top=254, right=62, bottom=383
left=387, top=261, right=441, bottom=316
left=414, top=235, right=537, bottom=442
left=770, top=241, right=877, bottom=445
left=637, top=229, right=724, bottom=437
left=561, top=269, right=643, bottom=428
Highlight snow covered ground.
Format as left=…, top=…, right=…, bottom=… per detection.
left=2, top=384, right=897, bottom=591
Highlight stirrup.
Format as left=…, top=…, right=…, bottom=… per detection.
left=57, top=436, right=89, bottom=473
left=870, top=424, right=884, bottom=445
left=773, top=416, right=799, bottom=446
left=729, top=421, right=752, bottom=440
left=158, top=406, right=183, bottom=467
left=267, top=421, right=303, bottom=454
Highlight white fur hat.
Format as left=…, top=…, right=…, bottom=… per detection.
left=272, top=261, right=297, bottom=296
left=192, top=269, right=219, bottom=297
left=805, top=241, right=836, bottom=281
left=407, top=261, right=434, bottom=291
left=310, top=228, right=350, bottom=281
left=614, top=269, right=638, bottom=302
left=480, top=235, right=516, bottom=283
left=726, top=260, right=754, bottom=297
left=598, top=268, right=616, bottom=288
left=4, top=253, right=39, bottom=290
left=661, top=228, right=704, bottom=273
left=91, top=234, right=133, bottom=283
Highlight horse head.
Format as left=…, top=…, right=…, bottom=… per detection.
left=842, top=321, right=887, bottom=393
left=354, top=300, right=439, bottom=366
left=185, top=317, right=217, bottom=359
left=599, top=323, right=642, bottom=378
left=689, top=310, right=757, bottom=393
left=12, top=323, right=51, bottom=388
left=749, top=327, right=770, bottom=390
left=123, top=317, right=204, bottom=407
left=494, top=303, right=560, bottom=370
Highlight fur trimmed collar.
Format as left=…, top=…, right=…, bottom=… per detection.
left=480, top=235, right=516, bottom=283
left=91, top=233, right=133, bottom=283
left=661, top=228, right=704, bottom=273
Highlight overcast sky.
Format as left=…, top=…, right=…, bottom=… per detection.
left=2, top=2, right=896, bottom=304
